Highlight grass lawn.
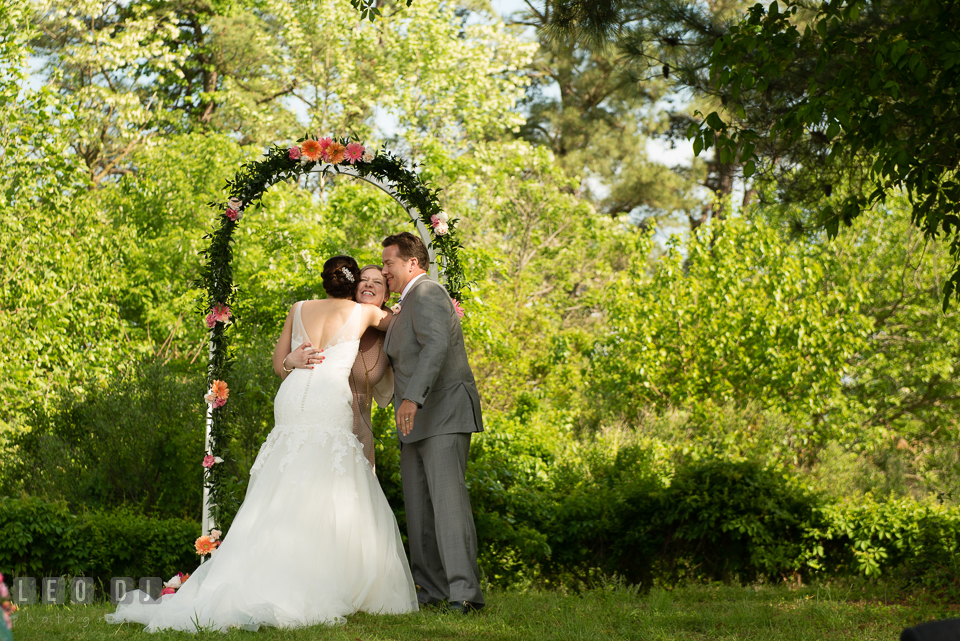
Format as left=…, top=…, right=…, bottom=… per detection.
left=9, top=583, right=956, bottom=640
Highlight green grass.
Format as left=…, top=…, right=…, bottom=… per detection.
left=9, top=584, right=955, bottom=640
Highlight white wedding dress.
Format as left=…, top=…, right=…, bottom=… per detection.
left=106, top=302, right=418, bottom=632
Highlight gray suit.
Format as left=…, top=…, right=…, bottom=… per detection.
left=384, top=275, right=484, bottom=606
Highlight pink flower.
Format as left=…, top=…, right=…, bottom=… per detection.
left=225, top=208, right=239, bottom=221
left=316, top=137, right=333, bottom=161
left=213, top=397, right=226, bottom=408
left=206, top=304, right=232, bottom=328
left=161, top=587, right=176, bottom=596
left=452, top=298, right=465, bottom=319
left=345, top=142, right=364, bottom=164
left=202, top=454, right=224, bottom=468
left=391, top=303, right=402, bottom=315
left=288, top=146, right=301, bottom=160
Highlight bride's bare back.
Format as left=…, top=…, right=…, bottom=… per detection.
left=273, top=298, right=390, bottom=377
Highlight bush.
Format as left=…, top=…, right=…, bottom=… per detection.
left=805, top=497, right=960, bottom=594
left=1, top=361, right=204, bottom=520
left=0, top=496, right=199, bottom=594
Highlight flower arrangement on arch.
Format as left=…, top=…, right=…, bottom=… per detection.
left=205, top=304, right=232, bottom=329
left=289, top=135, right=376, bottom=167
left=431, top=212, right=450, bottom=235
left=195, top=529, right=222, bottom=557
left=204, top=380, right=229, bottom=408
left=202, top=454, right=224, bottom=468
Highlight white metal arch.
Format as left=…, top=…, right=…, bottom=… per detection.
left=200, top=161, right=440, bottom=544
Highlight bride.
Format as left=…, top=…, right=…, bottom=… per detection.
left=106, top=255, right=418, bottom=632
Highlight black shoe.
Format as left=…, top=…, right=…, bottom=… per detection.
left=447, top=600, right=484, bottom=614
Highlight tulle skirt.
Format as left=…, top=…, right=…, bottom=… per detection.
left=105, top=418, right=418, bottom=633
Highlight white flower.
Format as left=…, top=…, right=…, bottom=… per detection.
left=434, top=221, right=449, bottom=235
left=164, top=575, right=182, bottom=589
left=227, top=198, right=242, bottom=210
left=436, top=211, right=449, bottom=223
left=210, top=529, right=222, bottom=541
left=361, top=147, right=375, bottom=162
left=214, top=456, right=224, bottom=464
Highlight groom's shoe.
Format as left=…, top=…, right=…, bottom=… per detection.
left=447, top=600, right=484, bottom=614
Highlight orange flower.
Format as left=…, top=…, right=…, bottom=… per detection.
left=195, top=535, right=216, bottom=556
left=326, top=142, right=346, bottom=164
left=300, top=139, right=322, bottom=161
left=211, top=380, right=229, bottom=400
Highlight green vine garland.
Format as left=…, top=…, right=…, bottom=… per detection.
left=196, top=136, right=465, bottom=529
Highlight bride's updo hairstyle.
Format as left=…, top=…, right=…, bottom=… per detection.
left=321, top=255, right=361, bottom=299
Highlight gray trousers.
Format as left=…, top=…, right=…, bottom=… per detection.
left=400, top=432, right=484, bottom=605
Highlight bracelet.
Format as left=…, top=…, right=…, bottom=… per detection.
left=282, top=356, right=294, bottom=373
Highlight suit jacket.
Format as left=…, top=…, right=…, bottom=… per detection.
left=383, top=276, right=484, bottom=443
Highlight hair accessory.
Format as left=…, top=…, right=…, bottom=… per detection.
left=341, top=266, right=355, bottom=282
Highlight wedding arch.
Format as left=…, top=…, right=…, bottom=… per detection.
left=196, top=136, right=465, bottom=539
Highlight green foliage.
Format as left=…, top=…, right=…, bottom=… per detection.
left=591, top=218, right=872, bottom=444
left=806, top=497, right=960, bottom=593
left=0, top=496, right=198, bottom=592
left=1, top=361, right=204, bottom=520
left=696, top=0, right=960, bottom=306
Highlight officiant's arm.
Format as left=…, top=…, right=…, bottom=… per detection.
left=405, top=284, right=453, bottom=407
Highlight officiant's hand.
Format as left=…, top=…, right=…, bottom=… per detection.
left=397, top=399, right=418, bottom=435
left=285, top=343, right=324, bottom=370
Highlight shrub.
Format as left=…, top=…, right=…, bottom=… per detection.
left=1, top=361, right=204, bottom=520
left=0, top=496, right=198, bottom=595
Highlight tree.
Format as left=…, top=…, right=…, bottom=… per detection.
left=689, top=0, right=960, bottom=307
left=532, top=0, right=757, bottom=226
left=31, top=0, right=536, bottom=184
left=590, top=217, right=872, bottom=450
left=510, top=0, right=697, bottom=226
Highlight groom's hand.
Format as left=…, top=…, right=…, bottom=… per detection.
left=397, top=399, right=418, bottom=435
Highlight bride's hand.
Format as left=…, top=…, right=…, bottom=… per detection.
left=284, top=343, right=325, bottom=370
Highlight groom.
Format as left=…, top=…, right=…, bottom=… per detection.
left=381, top=232, right=485, bottom=612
